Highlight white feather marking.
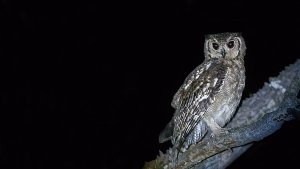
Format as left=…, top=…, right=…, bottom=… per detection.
left=195, top=68, right=204, bottom=79
left=206, top=63, right=211, bottom=70
left=184, top=80, right=193, bottom=90
left=193, top=114, right=200, bottom=120
left=213, top=78, right=218, bottom=86
left=202, top=83, right=210, bottom=91
left=197, top=95, right=209, bottom=102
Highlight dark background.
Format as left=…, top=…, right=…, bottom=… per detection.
left=0, top=1, right=300, bottom=169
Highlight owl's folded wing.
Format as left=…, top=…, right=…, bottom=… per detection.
left=172, top=62, right=227, bottom=147
left=160, top=64, right=205, bottom=143
left=159, top=61, right=227, bottom=146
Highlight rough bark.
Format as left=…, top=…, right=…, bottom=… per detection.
left=144, top=59, right=300, bottom=169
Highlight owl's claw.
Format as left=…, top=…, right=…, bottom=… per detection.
left=210, top=128, right=229, bottom=138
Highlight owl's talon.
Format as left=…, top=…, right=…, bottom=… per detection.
left=210, top=128, right=229, bottom=138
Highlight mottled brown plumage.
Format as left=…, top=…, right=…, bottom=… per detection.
left=159, top=32, right=246, bottom=151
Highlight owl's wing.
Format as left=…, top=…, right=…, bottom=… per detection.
left=160, top=64, right=205, bottom=143
left=172, top=61, right=227, bottom=147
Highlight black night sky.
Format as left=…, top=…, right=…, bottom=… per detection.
left=0, top=1, right=300, bottom=169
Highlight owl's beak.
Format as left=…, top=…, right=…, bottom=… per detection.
left=221, top=49, right=226, bottom=57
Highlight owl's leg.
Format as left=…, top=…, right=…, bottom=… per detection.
left=203, top=117, right=228, bottom=137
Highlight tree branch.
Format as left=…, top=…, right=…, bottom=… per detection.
left=144, top=59, right=300, bottom=169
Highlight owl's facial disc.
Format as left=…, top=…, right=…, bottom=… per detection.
left=204, top=33, right=245, bottom=60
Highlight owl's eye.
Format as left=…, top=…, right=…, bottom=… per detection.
left=227, top=41, right=234, bottom=48
left=212, top=43, right=219, bottom=50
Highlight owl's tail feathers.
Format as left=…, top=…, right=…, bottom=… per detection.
left=159, top=119, right=174, bottom=143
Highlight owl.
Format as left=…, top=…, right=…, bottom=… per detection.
left=159, top=32, right=246, bottom=151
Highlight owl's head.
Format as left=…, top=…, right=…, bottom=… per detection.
left=204, top=32, right=246, bottom=60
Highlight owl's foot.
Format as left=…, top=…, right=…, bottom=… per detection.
left=210, top=128, right=229, bottom=138
left=204, top=117, right=229, bottom=138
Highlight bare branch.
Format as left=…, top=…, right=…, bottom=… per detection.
left=144, top=59, right=300, bottom=169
